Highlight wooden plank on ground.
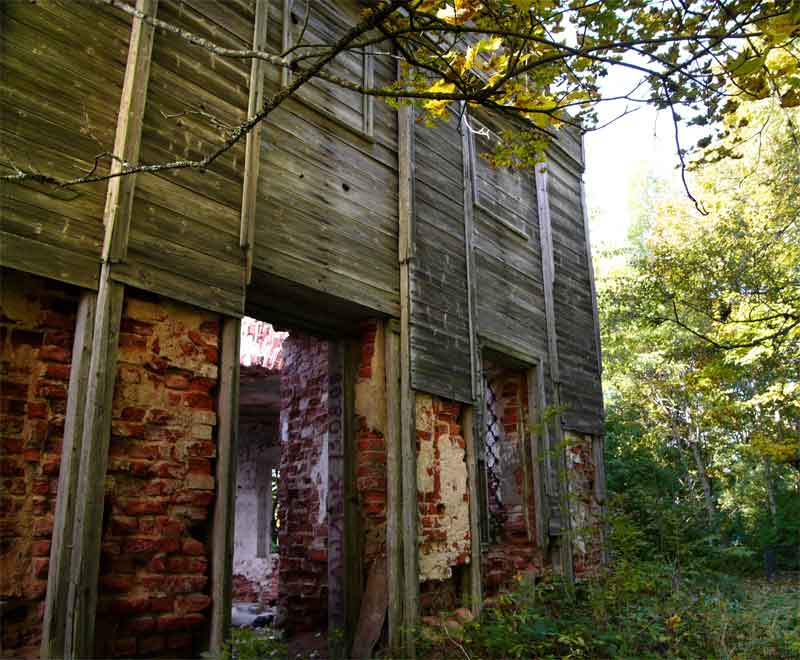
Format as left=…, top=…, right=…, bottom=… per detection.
left=350, top=556, right=388, bottom=660
left=209, top=317, right=241, bottom=653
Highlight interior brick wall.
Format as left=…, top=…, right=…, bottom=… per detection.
left=0, top=269, right=79, bottom=658
left=94, top=291, right=220, bottom=658
left=276, top=333, right=330, bottom=633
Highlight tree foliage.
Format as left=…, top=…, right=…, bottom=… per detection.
left=600, top=97, right=800, bottom=570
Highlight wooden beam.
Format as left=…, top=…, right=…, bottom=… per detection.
left=460, top=103, right=479, bottom=402
left=534, top=164, right=560, bottom=387
left=461, top=406, right=483, bottom=614
left=534, top=161, right=574, bottom=585
left=209, top=317, right=241, bottom=653
left=63, top=4, right=158, bottom=654
left=343, top=338, right=363, bottom=653
left=102, top=0, right=159, bottom=263
left=240, top=0, right=269, bottom=283
left=40, top=292, right=95, bottom=660
left=328, top=341, right=346, bottom=641
left=64, top=274, right=125, bottom=659
left=526, top=365, right=548, bottom=551
left=397, top=93, right=419, bottom=656
left=384, top=321, right=403, bottom=653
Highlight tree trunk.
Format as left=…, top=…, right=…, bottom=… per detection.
left=764, top=458, right=778, bottom=519
left=690, top=426, right=716, bottom=526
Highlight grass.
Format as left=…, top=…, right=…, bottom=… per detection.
left=416, top=568, right=800, bottom=659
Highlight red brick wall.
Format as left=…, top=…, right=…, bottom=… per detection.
left=277, top=334, right=330, bottom=632
left=355, top=321, right=387, bottom=564
left=0, top=269, right=79, bottom=657
left=95, top=291, right=220, bottom=658
left=565, top=435, right=603, bottom=579
left=482, top=370, right=544, bottom=595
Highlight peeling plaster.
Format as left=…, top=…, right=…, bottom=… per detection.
left=355, top=324, right=386, bottom=434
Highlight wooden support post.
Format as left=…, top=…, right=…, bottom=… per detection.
left=102, top=0, right=159, bottom=263
left=63, top=3, right=157, bottom=655
left=343, top=339, right=362, bottom=652
left=64, top=275, right=125, bottom=659
left=460, top=103, right=479, bottom=402
left=40, top=293, right=95, bottom=659
left=534, top=162, right=574, bottom=585
left=462, top=407, right=483, bottom=613
left=527, top=365, right=549, bottom=551
left=240, top=0, right=269, bottom=283
left=384, top=321, right=403, bottom=653
left=209, top=317, right=241, bottom=653
left=397, top=93, right=419, bottom=655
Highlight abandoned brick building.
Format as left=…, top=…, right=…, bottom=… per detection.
left=0, top=1, right=606, bottom=658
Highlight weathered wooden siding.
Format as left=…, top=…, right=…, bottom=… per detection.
left=112, top=0, right=253, bottom=316
left=0, top=1, right=131, bottom=289
left=410, top=114, right=472, bottom=403
left=251, top=0, right=400, bottom=317
left=546, top=142, right=603, bottom=434
left=470, top=111, right=547, bottom=362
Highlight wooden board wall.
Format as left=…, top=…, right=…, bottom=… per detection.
left=470, top=111, right=548, bottom=362
left=112, top=0, right=253, bottom=317
left=546, top=146, right=603, bottom=434
left=410, top=114, right=473, bottom=403
left=0, top=1, right=131, bottom=289
left=251, top=0, right=400, bottom=318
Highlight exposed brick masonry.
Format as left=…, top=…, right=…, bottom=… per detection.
left=95, top=291, right=220, bottom=658
left=354, top=321, right=387, bottom=564
left=0, top=269, right=79, bottom=658
left=566, top=433, right=603, bottom=579
left=277, top=334, right=330, bottom=633
left=482, top=370, right=544, bottom=595
left=416, top=394, right=471, bottom=609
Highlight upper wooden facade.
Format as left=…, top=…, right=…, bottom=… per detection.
left=0, top=0, right=603, bottom=432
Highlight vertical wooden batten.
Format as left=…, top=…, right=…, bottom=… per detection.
left=64, top=277, right=125, bottom=659
left=534, top=161, right=574, bottom=584
left=342, top=338, right=363, bottom=652
left=459, top=105, right=483, bottom=611
left=461, top=406, right=483, bottom=613
left=102, top=0, right=159, bottom=264
left=240, top=0, right=269, bottom=283
left=397, top=95, right=419, bottom=655
left=63, top=2, right=158, bottom=656
left=526, top=365, right=549, bottom=551
left=41, top=293, right=96, bottom=660
left=209, top=317, right=242, bottom=653
left=384, top=320, right=403, bottom=653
